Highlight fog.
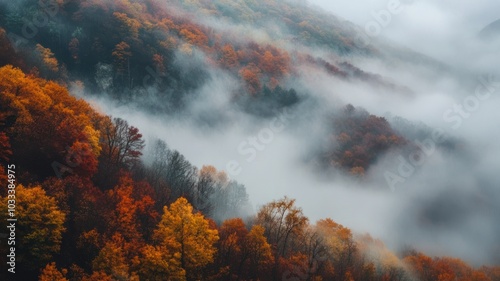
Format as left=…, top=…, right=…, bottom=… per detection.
left=79, top=0, right=500, bottom=266
left=308, top=0, right=500, bottom=68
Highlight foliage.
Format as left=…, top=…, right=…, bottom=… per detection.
left=324, top=104, right=407, bottom=176
left=0, top=185, right=65, bottom=273
left=153, top=197, right=219, bottom=280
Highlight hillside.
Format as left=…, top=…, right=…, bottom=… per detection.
left=1, top=0, right=499, bottom=280
left=0, top=0, right=426, bottom=173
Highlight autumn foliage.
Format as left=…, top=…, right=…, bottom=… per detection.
left=0, top=0, right=498, bottom=279
left=323, top=104, right=407, bottom=177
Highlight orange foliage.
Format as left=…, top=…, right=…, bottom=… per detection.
left=36, top=44, right=59, bottom=73
left=179, top=24, right=209, bottom=47
left=0, top=65, right=101, bottom=179
left=112, top=41, right=132, bottom=76
left=107, top=174, right=158, bottom=244
left=219, top=44, right=239, bottom=68
left=239, top=63, right=262, bottom=95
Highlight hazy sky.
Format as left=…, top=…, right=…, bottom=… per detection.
left=308, top=0, right=500, bottom=62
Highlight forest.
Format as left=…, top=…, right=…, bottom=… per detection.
left=0, top=65, right=498, bottom=280
left=0, top=0, right=499, bottom=280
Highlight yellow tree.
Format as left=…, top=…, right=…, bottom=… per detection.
left=92, top=233, right=139, bottom=281
left=36, top=44, right=59, bottom=74
left=137, top=244, right=185, bottom=281
left=316, top=218, right=357, bottom=280
left=153, top=197, right=219, bottom=280
left=244, top=225, right=273, bottom=280
left=0, top=185, right=65, bottom=272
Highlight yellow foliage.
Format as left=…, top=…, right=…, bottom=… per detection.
left=153, top=197, right=219, bottom=279
left=137, top=245, right=186, bottom=281
left=36, top=44, right=59, bottom=73
left=1, top=185, right=65, bottom=270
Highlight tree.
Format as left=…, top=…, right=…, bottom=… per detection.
left=195, top=165, right=228, bottom=216
left=179, top=24, right=209, bottom=47
left=92, top=233, right=139, bottom=281
left=41, top=176, right=108, bottom=269
left=316, top=218, right=357, bottom=280
left=211, top=179, right=250, bottom=222
left=256, top=197, right=309, bottom=280
left=112, top=41, right=132, bottom=80
left=101, top=117, right=145, bottom=168
left=81, top=271, right=116, bottom=281
left=137, top=244, right=185, bottom=281
left=163, top=150, right=197, bottom=201
left=244, top=225, right=273, bottom=280
left=97, top=117, right=145, bottom=188
left=145, top=139, right=172, bottom=208
left=35, top=44, right=59, bottom=75
left=113, top=12, right=141, bottom=41
left=0, top=65, right=102, bottom=180
left=239, top=63, right=262, bottom=95
left=257, top=197, right=308, bottom=258
left=217, top=218, right=249, bottom=277
left=219, top=44, right=238, bottom=68
left=106, top=174, right=158, bottom=243
left=0, top=185, right=65, bottom=274
left=153, top=197, right=219, bottom=280
left=356, top=234, right=410, bottom=281
left=404, top=252, right=436, bottom=281
left=39, top=262, right=68, bottom=281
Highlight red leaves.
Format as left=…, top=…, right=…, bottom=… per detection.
left=328, top=105, right=407, bottom=175
left=0, top=66, right=102, bottom=179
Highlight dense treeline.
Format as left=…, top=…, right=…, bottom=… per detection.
left=321, top=104, right=408, bottom=177
left=1, top=66, right=499, bottom=280
left=0, top=0, right=407, bottom=116
left=0, top=0, right=499, bottom=280
left=0, top=0, right=300, bottom=112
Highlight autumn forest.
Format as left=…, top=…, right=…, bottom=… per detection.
left=0, top=0, right=499, bottom=280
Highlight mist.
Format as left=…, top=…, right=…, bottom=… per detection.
left=74, top=0, right=500, bottom=266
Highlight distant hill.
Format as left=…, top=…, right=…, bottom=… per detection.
left=479, top=19, right=500, bottom=39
